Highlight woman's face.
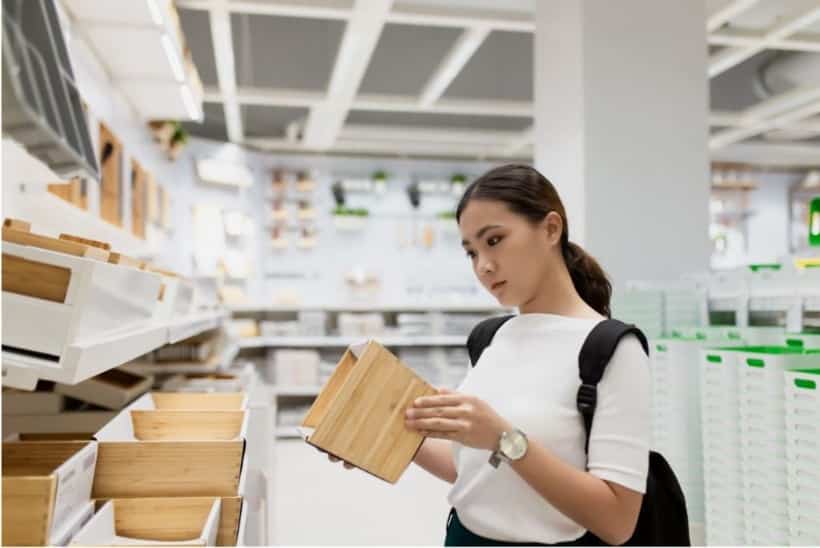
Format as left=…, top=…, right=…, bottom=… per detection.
left=458, top=198, right=560, bottom=308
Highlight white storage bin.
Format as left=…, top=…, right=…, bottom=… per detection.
left=2, top=242, right=166, bottom=384
left=268, top=349, right=320, bottom=386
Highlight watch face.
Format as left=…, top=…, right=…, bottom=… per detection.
left=500, top=430, right=528, bottom=460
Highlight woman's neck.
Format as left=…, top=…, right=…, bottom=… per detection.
left=518, top=264, right=602, bottom=319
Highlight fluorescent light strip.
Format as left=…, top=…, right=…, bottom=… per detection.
left=161, top=33, right=185, bottom=82
left=180, top=84, right=201, bottom=120
left=146, top=0, right=164, bottom=26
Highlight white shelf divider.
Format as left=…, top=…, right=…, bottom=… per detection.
left=167, top=310, right=228, bottom=344
left=274, top=386, right=322, bottom=397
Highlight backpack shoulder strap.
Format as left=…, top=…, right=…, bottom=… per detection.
left=466, top=314, right=515, bottom=366
left=577, top=319, right=649, bottom=452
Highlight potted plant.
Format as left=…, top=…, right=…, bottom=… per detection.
left=371, top=170, right=388, bottom=194
left=450, top=173, right=468, bottom=195
left=332, top=206, right=369, bottom=231
left=148, top=120, right=175, bottom=145
left=168, top=123, right=189, bottom=161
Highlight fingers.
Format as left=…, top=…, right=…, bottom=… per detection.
left=405, top=405, right=464, bottom=420
left=327, top=453, right=355, bottom=470
left=413, top=394, right=464, bottom=408
left=406, top=417, right=465, bottom=432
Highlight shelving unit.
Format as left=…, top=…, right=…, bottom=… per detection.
left=239, top=335, right=466, bottom=349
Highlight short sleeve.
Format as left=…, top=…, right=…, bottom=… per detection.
left=586, top=334, right=650, bottom=493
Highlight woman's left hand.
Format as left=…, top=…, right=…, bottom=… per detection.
left=405, top=388, right=513, bottom=450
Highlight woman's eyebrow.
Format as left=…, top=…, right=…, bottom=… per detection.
left=461, top=224, right=502, bottom=247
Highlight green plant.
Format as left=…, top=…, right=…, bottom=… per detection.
left=333, top=206, right=369, bottom=217
left=170, top=122, right=189, bottom=146
left=450, top=173, right=467, bottom=184
left=371, top=170, right=388, bottom=181
left=437, top=210, right=457, bottom=220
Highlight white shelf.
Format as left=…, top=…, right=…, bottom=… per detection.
left=124, top=339, right=239, bottom=376
left=275, top=426, right=304, bottom=439
left=239, top=335, right=467, bottom=348
left=229, top=304, right=506, bottom=314
left=274, top=386, right=322, bottom=397
left=2, top=322, right=169, bottom=385
left=167, top=310, right=227, bottom=344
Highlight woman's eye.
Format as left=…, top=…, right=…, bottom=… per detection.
left=487, top=236, right=501, bottom=246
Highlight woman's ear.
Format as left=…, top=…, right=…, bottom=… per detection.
left=543, top=211, right=564, bottom=246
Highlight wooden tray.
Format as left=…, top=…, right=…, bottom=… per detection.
left=55, top=368, right=154, bottom=410
left=301, top=340, right=435, bottom=483
left=2, top=441, right=98, bottom=546
left=92, top=441, right=245, bottom=498
left=130, top=410, right=247, bottom=441
left=71, top=497, right=220, bottom=545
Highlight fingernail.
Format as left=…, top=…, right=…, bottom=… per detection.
left=405, top=410, right=413, bottom=418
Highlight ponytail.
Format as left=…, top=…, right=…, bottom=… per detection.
left=562, top=240, right=612, bottom=318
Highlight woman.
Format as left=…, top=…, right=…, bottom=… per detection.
left=333, top=164, right=649, bottom=546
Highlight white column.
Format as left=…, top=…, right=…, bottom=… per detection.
left=534, top=0, right=711, bottom=285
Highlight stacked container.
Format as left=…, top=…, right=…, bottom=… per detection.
left=784, top=367, right=820, bottom=545
left=736, top=347, right=820, bottom=545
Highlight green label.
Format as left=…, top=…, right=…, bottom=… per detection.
left=747, top=358, right=765, bottom=368
left=656, top=344, right=668, bottom=352
left=728, top=332, right=741, bottom=340
left=786, top=338, right=805, bottom=348
left=707, top=355, right=722, bottom=363
left=795, top=378, right=817, bottom=390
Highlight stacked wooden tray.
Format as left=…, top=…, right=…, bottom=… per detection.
left=92, top=392, right=250, bottom=545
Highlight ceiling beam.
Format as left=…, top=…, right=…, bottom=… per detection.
left=419, top=27, right=490, bottom=108
left=711, top=141, right=820, bottom=168
left=177, top=0, right=535, bottom=33
left=708, top=29, right=820, bottom=53
left=177, top=0, right=352, bottom=19
left=339, top=124, right=521, bottom=145
left=710, top=96, right=820, bottom=149
left=706, top=0, right=759, bottom=32
left=389, top=1, right=534, bottom=32
left=502, top=125, right=533, bottom=157
left=301, top=0, right=392, bottom=149
left=709, top=5, right=820, bottom=77
left=204, top=85, right=325, bottom=106
left=209, top=3, right=243, bottom=142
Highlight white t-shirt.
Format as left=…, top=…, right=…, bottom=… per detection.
left=447, top=313, right=650, bottom=544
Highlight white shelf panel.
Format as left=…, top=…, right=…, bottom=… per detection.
left=274, top=386, right=321, bottom=397
left=167, top=310, right=227, bottom=344
left=124, top=339, right=239, bottom=376
left=229, top=304, right=506, bottom=314
left=239, top=335, right=467, bottom=348
left=275, top=426, right=304, bottom=439
left=2, top=322, right=168, bottom=385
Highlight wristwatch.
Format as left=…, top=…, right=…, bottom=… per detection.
left=488, top=428, right=528, bottom=468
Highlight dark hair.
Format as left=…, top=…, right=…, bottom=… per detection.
left=456, top=164, right=611, bottom=317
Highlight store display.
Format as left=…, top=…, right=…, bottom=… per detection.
left=338, top=312, right=385, bottom=336
left=299, top=341, right=436, bottom=483
left=785, top=368, right=820, bottom=545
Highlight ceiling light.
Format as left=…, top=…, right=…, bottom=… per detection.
left=161, top=33, right=185, bottom=82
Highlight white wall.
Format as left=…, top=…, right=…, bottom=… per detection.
left=745, top=172, right=799, bottom=264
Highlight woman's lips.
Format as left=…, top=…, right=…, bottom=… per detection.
left=491, top=281, right=506, bottom=292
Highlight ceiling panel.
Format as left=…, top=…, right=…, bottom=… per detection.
left=178, top=8, right=218, bottom=87
left=183, top=102, right=228, bottom=141
left=359, top=23, right=462, bottom=95
left=231, top=14, right=345, bottom=90
left=345, top=110, right=531, bottom=131
left=242, top=105, right=310, bottom=138
left=442, top=30, right=532, bottom=101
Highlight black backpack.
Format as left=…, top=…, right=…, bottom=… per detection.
left=466, top=315, right=691, bottom=547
